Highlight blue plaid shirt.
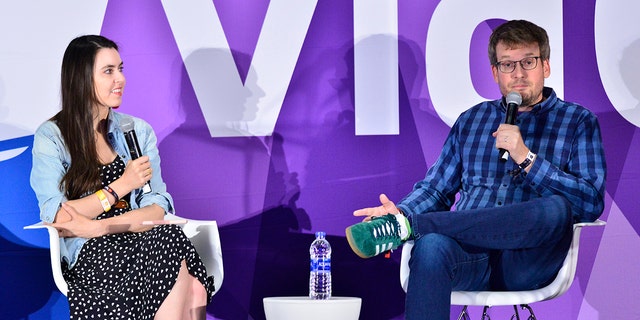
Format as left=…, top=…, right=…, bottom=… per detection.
left=397, top=87, right=606, bottom=223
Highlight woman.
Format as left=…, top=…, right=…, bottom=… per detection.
left=30, top=35, right=214, bottom=319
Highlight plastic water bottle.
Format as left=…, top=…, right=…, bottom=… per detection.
left=309, top=231, right=332, bottom=299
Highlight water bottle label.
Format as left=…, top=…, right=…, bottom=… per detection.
left=310, top=258, right=331, bottom=272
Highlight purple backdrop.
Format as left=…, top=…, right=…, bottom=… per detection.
left=1, top=0, right=638, bottom=319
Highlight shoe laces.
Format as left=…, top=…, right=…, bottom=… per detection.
left=371, top=215, right=399, bottom=239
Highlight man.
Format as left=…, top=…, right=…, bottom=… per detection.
left=345, top=20, right=606, bottom=319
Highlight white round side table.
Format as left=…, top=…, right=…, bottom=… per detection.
left=263, top=296, right=362, bottom=320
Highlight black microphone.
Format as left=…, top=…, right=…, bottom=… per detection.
left=499, top=91, right=522, bottom=162
left=120, top=118, right=152, bottom=193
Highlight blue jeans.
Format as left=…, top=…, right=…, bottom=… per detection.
left=404, top=195, right=573, bottom=320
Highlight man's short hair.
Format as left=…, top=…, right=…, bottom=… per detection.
left=488, top=20, right=550, bottom=65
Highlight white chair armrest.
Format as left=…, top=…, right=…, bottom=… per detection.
left=574, top=219, right=606, bottom=229
left=24, top=222, right=69, bottom=296
left=168, top=214, right=224, bottom=295
left=399, top=240, right=413, bottom=293
left=24, top=214, right=229, bottom=298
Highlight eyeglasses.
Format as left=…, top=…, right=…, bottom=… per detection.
left=495, top=56, right=540, bottom=73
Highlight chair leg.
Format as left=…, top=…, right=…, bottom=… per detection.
left=457, top=305, right=471, bottom=320
left=510, top=304, right=537, bottom=320
left=454, top=305, right=540, bottom=320
left=510, top=305, right=521, bottom=320
left=481, top=305, right=491, bottom=320
left=519, top=304, right=537, bottom=320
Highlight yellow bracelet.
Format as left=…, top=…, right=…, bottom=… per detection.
left=96, top=189, right=111, bottom=212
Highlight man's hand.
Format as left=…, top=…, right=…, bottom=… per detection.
left=493, top=123, right=529, bottom=164
left=353, top=194, right=399, bottom=222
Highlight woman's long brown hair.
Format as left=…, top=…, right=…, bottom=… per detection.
left=52, top=35, right=119, bottom=200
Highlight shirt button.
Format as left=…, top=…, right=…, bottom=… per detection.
left=497, top=201, right=503, bottom=206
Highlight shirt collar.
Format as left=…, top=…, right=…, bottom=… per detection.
left=106, top=108, right=123, bottom=135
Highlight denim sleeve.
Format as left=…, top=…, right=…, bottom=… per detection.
left=30, top=122, right=67, bottom=223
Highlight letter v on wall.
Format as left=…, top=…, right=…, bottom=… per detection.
left=161, top=0, right=318, bottom=137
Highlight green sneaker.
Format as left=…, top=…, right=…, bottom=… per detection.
left=345, top=214, right=404, bottom=258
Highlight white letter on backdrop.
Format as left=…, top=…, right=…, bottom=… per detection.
left=0, top=1, right=108, bottom=134
left=0, top=1, right=108, bottom=162
left=354, top=0, right=399, bottom=135
left=595, top=0, right=640, bottom=128
left=161, top=0, right=318, bottom=137
left=426, top=0, right=563, bottom=127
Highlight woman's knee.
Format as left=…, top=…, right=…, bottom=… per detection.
left=191, top=276, right=207, bottom=303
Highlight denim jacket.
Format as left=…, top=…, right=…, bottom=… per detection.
left=30, top=109, right=174, bottom=268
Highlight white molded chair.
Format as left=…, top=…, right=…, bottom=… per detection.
left=399, top=220, right=605, bottom=319
left=24, top=213, right=224, bottom=297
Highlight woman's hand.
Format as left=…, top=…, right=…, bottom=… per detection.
left=120, top=155, right=153, bottom=191
left=353, top=194, right=400, bottom=222
left=49, top=203, right=106, bottom=238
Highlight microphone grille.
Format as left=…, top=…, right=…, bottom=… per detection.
left=120, top=118, right=135, bottom=132
left=506, top=91, right=522, bottom=106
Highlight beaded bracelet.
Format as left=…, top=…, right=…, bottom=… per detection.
left=103, top=185, right=120, bottom=202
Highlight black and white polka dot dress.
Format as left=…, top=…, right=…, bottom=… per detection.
left=62, top=155, right=215, bottom=319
